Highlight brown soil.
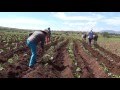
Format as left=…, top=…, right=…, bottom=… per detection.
left=76, top=41, right=108, bottom=78
left=82, top=41, right=120, bottom=75
left=73, top=41, right=94, bottom=78
left=94, top=44, right=120, bottom=63
left=22, top=39, right=74, bottom=78
left=0, top=39, right=62, bottom=78
left=1, top=37, right=120, bottom=78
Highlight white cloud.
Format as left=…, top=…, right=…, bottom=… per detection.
left=0, top=17, right=48, bottom=24
left=103, top=17, right=120, bottom=26
left=63, top=22, right=85, bottom=26
left=52, top=12, right=104, bottom=21
left=62, top=21, right=97, bottom=31
left=0, top=17, right=49, bottom=30
left=1, top=12, right=118, bottom=32
left=51, top=12, right=118, bottom=32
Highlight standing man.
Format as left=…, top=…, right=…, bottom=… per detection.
left=88, top=30, right=94, bottom=46
left=46, top=27, right=51, bottom=44
left=93, top=33, right=98, bottom=45
left=81, top=32, right=87, bottom=42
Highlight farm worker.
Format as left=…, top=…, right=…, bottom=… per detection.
left=88, top=30, right=94, bottom=46
left=46, top=27, right=51, bottom=44
left=93, top=33, right=98, bottom=44
left=26, top=29, right=49, bottom=68
left=81, top=32, right=87, bottom=41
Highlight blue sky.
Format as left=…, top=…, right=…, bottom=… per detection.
left=0, top=12, right=120, bottom=32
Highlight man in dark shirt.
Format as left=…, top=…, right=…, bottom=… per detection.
left=26, top=29, right=49, bottom=68
left=93, top=33, right=98, bottom=44
left=46, top=27, right=51, bottom=44
left=82, top=33, right=87, bottom=41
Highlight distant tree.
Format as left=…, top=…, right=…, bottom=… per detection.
left=102, top=32, right=110, bottom=38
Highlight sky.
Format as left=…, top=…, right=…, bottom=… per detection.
left=0, top=12, right=120, bottom=32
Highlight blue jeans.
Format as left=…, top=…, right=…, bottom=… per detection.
left=26, top=39, right=37, bottom=67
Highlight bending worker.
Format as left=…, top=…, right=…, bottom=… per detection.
left=26, top=29, right=49, bottom=68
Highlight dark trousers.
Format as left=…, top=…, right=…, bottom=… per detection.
left=88, top=38, right=93, bottom=45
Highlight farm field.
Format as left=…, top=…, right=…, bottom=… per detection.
left=0, top=30, right=120, bottom=78
left=98, top=37, right=120, bottom=57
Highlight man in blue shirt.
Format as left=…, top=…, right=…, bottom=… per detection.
left=88, top=30, right=94, bottom=46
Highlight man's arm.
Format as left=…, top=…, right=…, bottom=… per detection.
left=29, top=33, right=33, bottom=36
left=40, top=38, right=45, bottom=52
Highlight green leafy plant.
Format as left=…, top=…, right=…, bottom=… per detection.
left=76, top=67, right=81, bottom=72
left=8, top=58, right=13, bottom=63
left=0, top=49, right=4, bottom=54
left=100, top=63, right=109, bottom=73
left=0, top=64, right=4, bottom=71
left=13, top=54, right=19, bottom=61
left=74, top=73, right=81, bottom=78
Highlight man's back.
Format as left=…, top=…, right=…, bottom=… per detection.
left=88, top=31, right=94, bottom=39
left=28, top=31, right=45, bottom=44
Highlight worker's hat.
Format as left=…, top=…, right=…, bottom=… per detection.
left=41, top=29, right=49, bottom=34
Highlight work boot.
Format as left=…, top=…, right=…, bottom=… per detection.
left=29, top=65, right=34, bottom=69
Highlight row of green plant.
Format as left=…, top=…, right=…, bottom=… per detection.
left=66, top=40, right=81, bottom=78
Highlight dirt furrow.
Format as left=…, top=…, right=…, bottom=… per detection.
left=0, top=38, right=62, bottom=78
left=22, top=39, right=74, bottom=78
left=94, top=44, right=120, bottom=63
left=74, top=41, right=94, bottom=78
left=75, top=41, right=108, bottom=78
left=82, top=41, right=120, bottom=75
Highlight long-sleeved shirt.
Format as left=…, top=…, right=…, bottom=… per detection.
left=27, top=31, right=45, bottom=49
left=82, top=34, right=87, bottom=38
left=88, top=31, right=94, bottom=39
